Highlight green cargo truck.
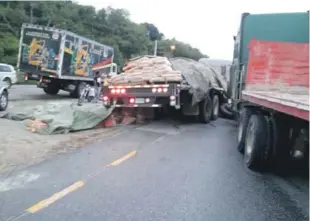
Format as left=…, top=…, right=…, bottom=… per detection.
left=229, top=12, right=309, bottom=171
left=229, top=12, right=309, bottom=101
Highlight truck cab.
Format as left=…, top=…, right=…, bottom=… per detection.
left=92, top=62, right=118, bottom=77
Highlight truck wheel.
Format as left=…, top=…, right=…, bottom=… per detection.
left=244, top=114, right=269, bottom=170
left=211, top=95, right=219, bottom=121
left=71, top=82, right=87, bottom=98
left=219, top=103, right=235, bottom=120
left=0, top=90, right=8, bottom=111
left=43, top=85, right=59, bottom=95
left=237, top=107, right=253, bottom=153
left=198, top=96, right=212, bottom=124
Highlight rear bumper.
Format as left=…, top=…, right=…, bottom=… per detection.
left=102, top=96, right=179, bottom=109
left=113, top=104, right=162, bottom=108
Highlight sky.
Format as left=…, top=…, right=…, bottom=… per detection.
left=77, top=0, right=309, bottom=60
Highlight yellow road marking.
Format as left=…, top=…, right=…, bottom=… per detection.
left=26, top=181, right=84, bottom=213
left=107, top=150, right=137, bottom=166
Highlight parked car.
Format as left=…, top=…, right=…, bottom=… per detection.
left=0, top=81, right=8, bottom=111
left=0, top=63, right=17, bottom=88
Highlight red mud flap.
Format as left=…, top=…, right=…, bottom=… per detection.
left=97, top=114, right=117, bottom=128
left=121, top=107, right=136, bottom=125
left=97, top=107, right=156, bottom=128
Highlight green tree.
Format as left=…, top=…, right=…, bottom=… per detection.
left=0, top=1, right=208, bottom=66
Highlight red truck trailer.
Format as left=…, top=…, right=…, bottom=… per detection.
left=237, top=39, right=309, bottom=170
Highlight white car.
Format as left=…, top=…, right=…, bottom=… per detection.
left=0, top=63, right=17, bottom=88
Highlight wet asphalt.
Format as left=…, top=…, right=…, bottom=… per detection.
left=0, top=115, right=308, bottom=221
left=0, top=85, right=308, bottom=221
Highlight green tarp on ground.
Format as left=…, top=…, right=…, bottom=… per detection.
left=1, top=102, right=114, bottom=135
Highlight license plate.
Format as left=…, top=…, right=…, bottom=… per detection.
left=135, top=98, right=145, bottom=104
left=32, top=74, right=38, bottom=78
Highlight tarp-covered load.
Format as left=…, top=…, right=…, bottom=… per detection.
left=170, top=57, right=227, bottom=104
left=1, top=102, right=114, bottom=135
left=110, top=55, right=228, bottom=105
left=199, top=58, right=231, bottom=90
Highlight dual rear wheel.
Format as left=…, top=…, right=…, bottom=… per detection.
left=236, top=107, right=306, bottom=171
left=198, top=94, right=219, bottom=123
left=237, top=107, right=273, bottom=170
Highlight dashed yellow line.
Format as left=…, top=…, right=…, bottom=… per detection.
left=26, top=181, right=84, bottom=213
left=24, top=150, right=137, bottom=215
left=107, top=150, right=137, bottom=166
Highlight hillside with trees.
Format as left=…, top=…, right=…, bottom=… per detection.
left=0, top=1, right=207, bottom=67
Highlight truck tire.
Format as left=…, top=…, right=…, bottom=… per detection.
left=244, top=113, right=269, bottom=170
left=237, top=107, right=252, bottom=153
left=198, top=95, right=212, bottom=124
left=43, top=84, right=59, bottom=95
left=70, top=82, right=87, bottom=98
left=219, top=103, right=235, bottom=120
left=211, top=95, right=219, bottom=121
left=0, top=90, right=8, bottom=111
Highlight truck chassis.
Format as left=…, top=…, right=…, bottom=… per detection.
left=103, top=83, right=223, bottom=123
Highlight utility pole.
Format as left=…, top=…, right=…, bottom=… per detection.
left=153, top=40, right=158, bottom=56
left=30, top=2, right=34, bottom=24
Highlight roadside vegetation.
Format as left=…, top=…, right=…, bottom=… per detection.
left=0, top=1, right=208, bottom=69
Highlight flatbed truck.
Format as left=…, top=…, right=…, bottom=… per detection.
left=103, top=57, right=226, bottom=123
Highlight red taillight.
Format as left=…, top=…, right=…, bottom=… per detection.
left=111, top=88, right=126, bottom=94
left=103, top=96, right=109, bottom=101
left=151, top=87, right=168, bottom=93
left=129, top=98, right=135, bottom=103
left=24, top=73, right=28, bottom=81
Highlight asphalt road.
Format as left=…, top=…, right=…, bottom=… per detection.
left=0, top=85, right=308, bottom=221
left=9, top=84, right=70, bottom=102
left=0, top=115, right=308, bottom=221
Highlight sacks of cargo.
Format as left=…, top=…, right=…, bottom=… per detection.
left=110, top=56, right=182, bottom=85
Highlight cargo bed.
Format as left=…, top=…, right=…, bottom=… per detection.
left=242, top=90, right=309, bottom=120
left=243, top=40, right=309, bottom=121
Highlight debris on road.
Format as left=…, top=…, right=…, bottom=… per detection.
left=1, top=101, right=115, bottom=135
left=0, top=116, right=122, bottom=173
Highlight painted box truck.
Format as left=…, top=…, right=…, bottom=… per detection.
left=17, top=23, right=117, bottom=97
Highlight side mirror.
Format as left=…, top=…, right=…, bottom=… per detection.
left=233, top=36, right=236, bottom=41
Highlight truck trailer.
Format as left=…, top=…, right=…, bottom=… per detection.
left=103, top=56, right=226, bottom=123
left=230, top=12, right=309, bottom=170
left=17, top=23, right=117, bottom=97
